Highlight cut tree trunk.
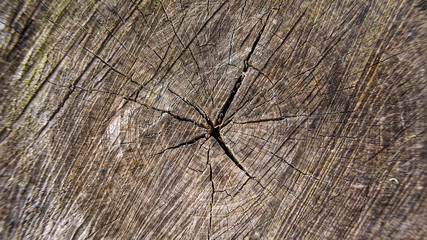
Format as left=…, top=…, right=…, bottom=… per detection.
left=1, top=0, right=426, bottom=239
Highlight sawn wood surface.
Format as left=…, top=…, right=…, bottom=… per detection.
left=0, top=0, right=426, bottom=239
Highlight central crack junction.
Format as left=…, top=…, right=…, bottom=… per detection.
left=195, top=24, right=268, bottom=180
left=123, top=12, right=317, bottom=189
left=209, top=126, right=220, bottom=139
left=150, top=22, right=268, bottom=180
left=207, top=122, right=253, bottom=179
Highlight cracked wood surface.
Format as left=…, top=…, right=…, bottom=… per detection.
left=1, top=0, right=426, bottom=239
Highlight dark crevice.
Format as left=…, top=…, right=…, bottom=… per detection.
left=82, top=45, right=130, bottom=79
left=209, top=20, right=270, bottom=181
left=208, top=149, right=214, bottom=240
left=216, top=190, right=232, bottom=198
left=123, top=96, right=209, bottom=129
left=233, top=114, right=299, bottom=125
left=215, top=22, right=267, bottom=126
left=45, top=77, right=210, bottom=131
left=247, top=63, right=273, bottom=84
left=215, top=73, right=243, bottom=125
left=168, top=88, right=214, bottom=127
left=210, top=127, right=254, bottom=180
left=209, top=126, right=220, bottom=139
left=243, top=24, right=266, bottom=70
left=233, top=175, right=267, bottom=198
left=221, top=9, right=307, bottom=124
left=187, top=166, right=203, bottom=173
left=155, top=134, right=206, bottom=155
left=166, top=111, right=208, bottom=129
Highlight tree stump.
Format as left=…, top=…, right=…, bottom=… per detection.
left=1, top=0, right=426, bottom=239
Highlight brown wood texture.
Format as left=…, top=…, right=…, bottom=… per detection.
left=1, top=0, right=426, bottom=239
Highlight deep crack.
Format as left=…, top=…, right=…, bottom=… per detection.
left=208, top=23, right=269, bottom=180
left=209, top=125, right=254, bottom=179
left=216, top=21, right=266, bottom=126
left=121, top=13, right=270, bottom=187
left=155, top=134, right=206, bottom=155
left=208, top=149, right=214, bottom=240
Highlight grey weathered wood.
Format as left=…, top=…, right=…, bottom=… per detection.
left=1, top=0, right=426, bottom=239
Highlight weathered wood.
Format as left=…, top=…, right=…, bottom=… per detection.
left=1, top=0, right=426, bottom=239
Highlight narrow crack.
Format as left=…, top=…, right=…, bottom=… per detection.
left=208, top=149, right=214, bottom=240
left=168, top=88, right=214, bottom=127
left=233, top=114, right=299, bottom=124
left=208, top=21, right=270, bottom=182
left=243, top=23, right=266, bottom=70
left=270, top=150, right=321, bottom=181
left=215, top=22, right=267, bottom=125
left=215, top=74, right=244, bottom=125
left=210, top=126, right=254, bottom=179
left=143, top=0, right=230, bottom=88
left=155, top=134, right=207, bottom=155
left=49, top=83, right=209, bottom=130
left=161, top=3, right=200, bottom=71
left=247, top=63, right=273, bottom=84
left=220, top=9, right=307, bottom=124
left=122, top=96, right=209, bottom=129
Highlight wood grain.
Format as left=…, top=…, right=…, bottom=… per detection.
left=1, top=0, right=426, bottom=239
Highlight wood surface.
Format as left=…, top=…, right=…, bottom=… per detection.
left=1, top=0, right=426, bottom=239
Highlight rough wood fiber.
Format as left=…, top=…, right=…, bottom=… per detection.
left=0, top=0, right=426, bottom=239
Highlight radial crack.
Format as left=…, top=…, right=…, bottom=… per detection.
left=155, top=134, right=206, bottom=155
left=208, top=149, right=214, bottom=240
left=271, top=151, right=320, bottom=181
left=144, top=0, right=230, bottom=87
left=168, top=88, right=213, bottom=126
left=221, top=9, right=308, bottom=124
left=215, top=74, right=244, bottom=125
left=243, top=23, right=266, bottom=70
left=123, top=96, right=208, bottom=129
left=247, top=63, right=273, bottom=84
left=211, top=127, right=254, bottom=180
left=161, top=3, right=200, bottom=71
left=215, top=21, right=267, bottom=125
left=231, top=114, right=299, bottom=125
